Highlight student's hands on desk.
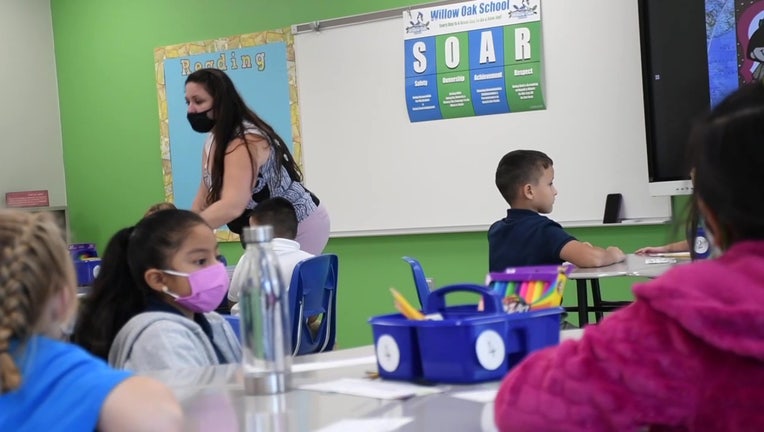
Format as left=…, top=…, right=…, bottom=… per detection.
left=635, top=245, right=671, bottom=255
left=560, top=241, right=626, bottom=268
left=635, top=240, right=690, bottom=256
left=604, top=246, right=627, bottom=266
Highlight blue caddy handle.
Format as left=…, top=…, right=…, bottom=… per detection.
left=423, top=283, right=504, bottom=315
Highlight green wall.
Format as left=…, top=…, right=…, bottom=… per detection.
left=51, top=0, right=685, bottom=348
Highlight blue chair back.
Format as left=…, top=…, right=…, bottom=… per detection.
left=222, top=314, right=241, bottom=340
left=402, top=256, right=431, bottom=308
left=289, top=254, right=339, bottom=356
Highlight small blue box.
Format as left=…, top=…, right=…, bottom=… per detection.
left=70, top=243, right=100, bottom=287
left=75, top=258, right=101, bottom=287
left=369, top=284, right=563, bottom=384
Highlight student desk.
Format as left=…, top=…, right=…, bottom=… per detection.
left=567, top=254, right=686, bottom=326
left=143, top=330, right=584, bottom=431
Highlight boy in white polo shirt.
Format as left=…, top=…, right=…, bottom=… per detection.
left=228, top=197, right=314, bottom=314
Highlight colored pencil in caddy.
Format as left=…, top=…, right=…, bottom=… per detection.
left=487, top=264, right=573, bottom=313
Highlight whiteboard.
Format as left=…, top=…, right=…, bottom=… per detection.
left=295, top=0, right=671, bottom=236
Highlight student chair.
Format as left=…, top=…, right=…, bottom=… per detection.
left=402, top=256, right=432, bottom=308
left=222, top=314, right=241, bottom=340
left=289, top=254, right=339, bottom=356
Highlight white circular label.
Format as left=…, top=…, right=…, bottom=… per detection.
left=475, top=330, right=505, bottom=371
left=376, top=334, right=400, bottom=372
left=695, top=236, right=709, bottom=254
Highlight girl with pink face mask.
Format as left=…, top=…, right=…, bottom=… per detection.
left=73, top=209, right=241, bottom=372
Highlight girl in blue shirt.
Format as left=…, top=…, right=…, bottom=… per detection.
left=0, top=210, right=182, bottom=432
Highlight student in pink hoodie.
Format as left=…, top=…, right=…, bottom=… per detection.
left=494, top=81, right=764, bottom=432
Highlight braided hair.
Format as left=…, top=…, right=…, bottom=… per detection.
left=0, top=210, right=75, bottom=393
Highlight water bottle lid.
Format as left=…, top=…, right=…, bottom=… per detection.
left=242, top=225, right=274, bottom=243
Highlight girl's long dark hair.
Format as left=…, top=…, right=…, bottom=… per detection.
left=685, top=81, right=764, bottom=251
left=185, top=68, right=303, bottom=207
left=72, top=209, right=207, bottom=359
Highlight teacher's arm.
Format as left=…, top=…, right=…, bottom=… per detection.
left=190, top=181, right=208, bottom=213
left=198, top=139, right=257, bottom=229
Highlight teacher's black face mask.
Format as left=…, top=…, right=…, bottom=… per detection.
left=187, top=108, right=215, bottom=133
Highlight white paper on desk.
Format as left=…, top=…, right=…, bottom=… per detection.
left=292, top=355, right=377, bottom=373
left=299, top=378, right=444, bottom=400
left=314, top=417, right=413, bottom=432
left=450, top=389, right=498, bottom=403
left=648, top=252, right=691, bottom=259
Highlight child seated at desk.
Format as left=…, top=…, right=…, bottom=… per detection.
left=73, top=209, right=241, bottom=372
left=488, top=149, right=625, bottom=271
left=228, top=197, right=313, bottom=315
left=494, top=82, right=764, bottom=431
left=0, top=210, right=182, bottom=431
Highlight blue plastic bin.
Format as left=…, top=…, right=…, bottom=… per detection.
left=369, top=312, right=423, bottom=381
left=75, top=258, right=101, bottom=287
left=369, top=284, right=564, bottom=383
left=69, top=243, right=100, bottom=287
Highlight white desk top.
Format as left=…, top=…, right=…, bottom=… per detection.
left=568, top=253, right=689, bottom=280
left=142, top=329, right=584, bottom=431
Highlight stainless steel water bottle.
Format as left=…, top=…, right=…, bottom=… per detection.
left=238, top=225, right=292, bottom=394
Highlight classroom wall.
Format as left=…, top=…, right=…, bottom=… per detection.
left=0, top=0, right=66, bottom=207
left=51, top=0, right=684, bottom=348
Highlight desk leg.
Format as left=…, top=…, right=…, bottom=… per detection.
left=576, top=279, right=589, bottom=326
left=591, top=278, right=604, bottom=323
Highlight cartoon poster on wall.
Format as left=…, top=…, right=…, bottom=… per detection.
left=403, top=0, right=545, bottom=122
left=154, top=29, right=301, bottom=241
left=736, top=1, right=764, bottom=84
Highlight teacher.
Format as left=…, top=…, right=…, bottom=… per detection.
left=186, top=68, right=330, bottom=255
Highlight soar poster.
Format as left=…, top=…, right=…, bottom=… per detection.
left=404, top=0, right=545, bottom=122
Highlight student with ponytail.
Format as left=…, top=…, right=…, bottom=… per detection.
left=73, top=209, right=240, bottom=372
left=0, top=210, right=181, bottom=431
left=185, top=68, right=330, bottom=255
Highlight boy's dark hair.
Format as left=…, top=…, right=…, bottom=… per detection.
left=495, top=150, right=553, bottom=205
left=144, top=201, right=177, bottom=217
left=686, top=81, right=764, bottom=250
left=72, top=209, right=208, bottom=360
left=249, top=197, right=298, bottom=240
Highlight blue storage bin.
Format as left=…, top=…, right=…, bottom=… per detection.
left=69, top=243, right=100, bottom=287
left=75, top=258, right=101, bottom=287
left=369, top=313, right=423, bottom=381
left=369, top=284, right=564, bottom=384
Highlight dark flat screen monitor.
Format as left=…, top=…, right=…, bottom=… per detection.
left=638, top=0, right=749, bottom=195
